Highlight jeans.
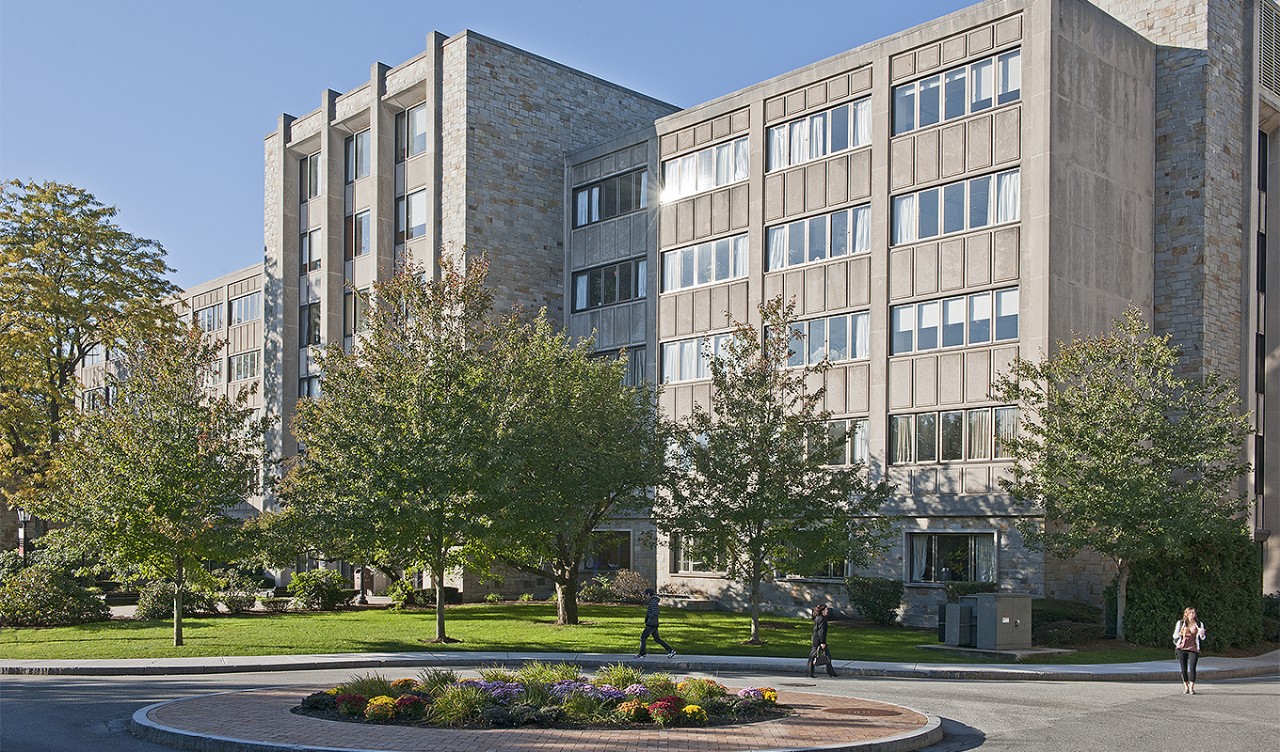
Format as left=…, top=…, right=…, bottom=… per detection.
left=639, top=624, right=671, bottom=655
left=1176, top=649, right=1199, bottom=683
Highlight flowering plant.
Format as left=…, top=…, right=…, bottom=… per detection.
left=390, top=678, right=419, bottom=693
left=394, top=694, right=427, bottom=718
left=623, top=683, right=649, bottom=698
left=595, top=684, right=627, bottom=702
left=648, top=698, right=682, bottom=726
left=474, top=680, right=524, bottom=705
left=615, top=699, right=650, bottom=722
left=736, top=687, right=764, bottom=701
left=334, top=693, right=367, bottom=716
left=760, top=687, right=778, bottom=703
left=682, top=704, right=708, bottom=724
left=364, top=695, right=397, bottom=721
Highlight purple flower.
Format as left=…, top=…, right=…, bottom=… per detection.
left=737, top=687, right=764, bottom=700
left=550, top=680, right=597, bottom=699
left=596, top=684, right=626, bottom=702
left=475, top=681, right=524, bottom=705
left=623, top=684, right=649, bottom=698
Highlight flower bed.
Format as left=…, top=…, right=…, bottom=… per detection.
left=293, top=662, right=786, bottom=729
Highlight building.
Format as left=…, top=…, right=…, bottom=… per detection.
left=65, top=0, right=1279, bottom=620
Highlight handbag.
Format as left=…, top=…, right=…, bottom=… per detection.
left=809, top=646, right=831, bottom=666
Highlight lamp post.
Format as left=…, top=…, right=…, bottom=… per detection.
left=357, top=565, right=369, bottom=605
left=16, top=508, right=32, bottom=566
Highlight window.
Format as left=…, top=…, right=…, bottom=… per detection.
left=889, top=407, right=1018, bottom=464
left=581, top=530, right=631, bottom=575
left=824, top=418, right=870, bottom=465
left=890, top=287, right=1019, bottom=355
left=661, top=234, right=748, bottom=293
left=397, top=103, right=428, bottom=160
left=401, top=190, right=427, bottom=242
left=660, top=136, right=749, bottom=202
left=785, top=311, right=870, bottom=366
left=573, top=170, right=648, bottom=227
left=766, top=205, right=870, bottom=271
left=299, top=152, right=321, bottom=201
left=299, top=302, right=321, bottom=346
left=204, top=361, right=222, bottom=388
left=909, top=532, right=996, bottom=582
left=229, top=292, right=262, bottom=326
left=298, top=376, right=321, bottom=400
left=300, top=228, right=321, bottom=274
left=82, top=386, right=111, bottom=411
left=893, top=49, right=1021, bottom=136
left=345, top=130, right=370, bottom=182
left=229, top=351, right=260, bottom=382
left=660, top=333, right=735, bottom=384
left=767, top=97, right=872, bottom=171
left=194, top=305, right=222, bottom=333
left=345, top=210, right=371, bottom=260
left=82, top=344, right=105, bottom=367
left=671, top=534, right=722, bottom=574
left=573, top=258, right=646, bottom=312
left=343, top=289, right=367, bottom=338
left=891, top=169, right=1020, bottom=245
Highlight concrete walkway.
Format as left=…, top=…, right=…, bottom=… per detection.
left=3, top=648, right=1277, bottom=681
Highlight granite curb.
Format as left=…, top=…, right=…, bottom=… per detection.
left=4, top=649, right=1278, bottom=681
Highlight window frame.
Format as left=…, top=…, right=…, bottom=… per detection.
left=767, top=96, right=872, bottom=172
left=890, top=287, right=1019, bottom=356
left=661, top=234, right=748, bottom=294
left=660, top=136, right=749, bottom=203
left=888, top=406, right=1018, bottom=465
left=229, top=292, right=262, bottom=326
left=892, top=48, right=1022, bottom=137
left=572, top=169, right=648, bottom=228
left=890, top=169, right=1021, bottom=247
left=907, top=531, right=998, bottom=584
left=766, top=204, right=871, bottom=272
left=228, top=350, right=261, bottom=383
left=572, top=257, right=647, bottom=313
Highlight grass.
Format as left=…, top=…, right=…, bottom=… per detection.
left=0, top=603, right=1196, bottom=663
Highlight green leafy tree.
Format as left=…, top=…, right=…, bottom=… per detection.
left=0, top=180, right=179, bottom=519
left=483, top=315, right=668, bottom=625
left=991, top=307, right=1252, bottom=641
left=30, top=327, right=265, bottom=646
left=274, top=259, right=493, bottom=642
left=657, top=297, right=895, bottom=643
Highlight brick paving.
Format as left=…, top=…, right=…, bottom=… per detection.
left=141, top=685, right=936, bottom=752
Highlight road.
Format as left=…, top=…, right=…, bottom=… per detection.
left=0, top=667, right=1276, bottom=751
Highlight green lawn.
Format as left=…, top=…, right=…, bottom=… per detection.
left=0, top=604, right=1172, bottom=663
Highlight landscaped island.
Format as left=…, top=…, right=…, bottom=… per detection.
left=295, top=661, right=784, bottom=728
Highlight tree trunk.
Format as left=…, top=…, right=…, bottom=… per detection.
left=748, top=562, right=762, bottom=644
left=173, top=558, right=184, bottom=647
left=556, top=569, right=579, bottom=625
left=1115, top=559, right=1129, bottom=643
left=433, top=561, right=447, bottom=642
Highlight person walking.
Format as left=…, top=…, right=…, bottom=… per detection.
left=1173, top=606, right=1206, bottom=694
left=808, top=603, right=839, bottom=678
left=635, top=588, right=676, bottom=659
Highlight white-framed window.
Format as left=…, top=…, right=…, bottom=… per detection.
left=299, top=302, right=321, bottom=347
left=660, top=333, right=735, bottom=384
left=194, top=305, right=222, bottom=333
left=781, top=311, right=871, bottom=367
left=890, top=288, right=1018, bottom=355
left=345, top=210, right=370, bottom=260
left=893, top=48, right=1021, bottom=136
left=82, top=344, right=105, bottom=367
left=670, top=533, right=724, bottom=574
left=661, top=234, right=748, bottom=293
left=343, top=289, right=368, bottom=338
left=300, top=228, right=321, bottom=274
left=891, top=169, right=1020, bottom=246
left=889, top=406, right=1018, bottom=465
left=660, top=136, right=749, bottom=203
left=395, top=103, right=428, bottom=161
left=573, top=170, right=648, bottom=228
left=298, top=375, right=322, bottom=400
left=299, top=151, right=321, bottom=202
left=402, top=190, right=427, bottom=242
left=581, top=530, right=632, bottom=575
left=573, top=258, right=647, bottom=312
left=229, top=292, right=262, bottom=326
left=821, top=418, right=870, bottom=466
left=229, top=350, right=261, bottom=382
left=766, top=204, right=871, bottom=271
left=767, top=97, right=872, bottom=171
left=345, top=130, right=370, bottom=182
left=908, top=532, right=996, bottom=583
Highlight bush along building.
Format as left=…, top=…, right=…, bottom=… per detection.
left=72, top=0, right=1278, bottom=624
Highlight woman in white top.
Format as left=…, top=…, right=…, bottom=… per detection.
left=1172, top=606, right=1206, bottom=694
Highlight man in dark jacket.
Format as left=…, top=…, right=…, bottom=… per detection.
left=635, top=588, right=676, bottom=658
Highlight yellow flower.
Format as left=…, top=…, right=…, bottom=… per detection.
left=364, top=695, right=397, bottom=722
left=682, top=704, right=708, bottom=723
left=761, top=688, right=778, bottom=703
left=324, top=687, right=340, bottom=695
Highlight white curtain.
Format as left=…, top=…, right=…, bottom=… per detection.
left=767, top=227, right=786, bottom=270
left=912, top=535, right=929, bottom=581
left=790, top=120, right=808, bottom=165
left=731, top=235, right=748, bottom=277
left=996, top=170, right=1020, bottom=222
left=852, top=419, right=869, bottom=463
left=967, top=409, right=990, bottom=460
left=680, top=339, right=698, bottom=381
left=975, top=535, right=996, bottom=582
left=853, top=99, right=872, bottom=147
left=809, top=113, right=826, bottom=160
left=893, top=195, right=917, bottom=245
left=662, top=342, right=678, bottom=383
left=768, top=126, right=788, bottom=170
left=853, top=311, right=870, bottom=359
left=852, top=205, right=871, bottom=252
left=734, top=137, right=750, bottom=181
left=662, top=251, right=679, bottom=292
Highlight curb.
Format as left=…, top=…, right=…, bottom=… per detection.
left=7, top=649, right=1279, bottom=681
left=128, top=693, right=946, bottom=752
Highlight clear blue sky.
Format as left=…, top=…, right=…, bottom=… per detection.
left=1, top=1, right=976, bottom=288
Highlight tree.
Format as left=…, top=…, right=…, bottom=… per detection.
left=0, top=180, right=179, bottom=521
left=991, top=307, right=1252, bottom=641
left=274, top=259, right=493, bottom=642
left=30, top=327, right=265, bottom=646
left=656, top=297, right=895, bottom=643
left=483, top=314, right=668, bottom=625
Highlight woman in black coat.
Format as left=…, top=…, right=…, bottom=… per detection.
left=808, top=603, right=839, bottom=678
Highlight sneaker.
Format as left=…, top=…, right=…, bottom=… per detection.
left=634, top=653, right=645, bottom=659
left=666, top=650, right=677, bottom=659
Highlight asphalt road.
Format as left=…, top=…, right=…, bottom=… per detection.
left=0, top=667, right=1276, bottom=752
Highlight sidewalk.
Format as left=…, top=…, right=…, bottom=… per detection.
left=3, top=648, right=1277, bottom=681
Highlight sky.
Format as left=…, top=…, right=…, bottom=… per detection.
left=1, top=0, right=976, bottom=289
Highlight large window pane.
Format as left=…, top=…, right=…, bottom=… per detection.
left=354, top=211, right=370, bottom=257
left=768, top=226, right=787, bottom=270
left=970, top=175, right=991, bottom=228
left=731, top=236, right=748, bottom=276
left=942, top=297, right=966, bottom=346
left=408, top=105, right=428, bottom=157
left=852, top=205, right=871, bottom=253
left=851, top=419, right=869, bottom=464
left=809, top=113, right=827, bottom=159
left=680, top=247, right=694, bottom=288
left=917, top=301, right=940, bottom=350
left=663, top=252, right=680, bottom=292
left=853, top=99, right=872, bottom=146
left=918, top=188, right=939, bottom=239
left=996, top=170, right=1021, bottom=223
left=830, top=104, right=849, bottom=153
left=830, top=210, right=848, bottom=258
left=788, top=219, right=806, bottom=266
left=940, top=410, right=965, bottom=460
left=936, top=535, right=972, bottom=581
left=406, top=190, right=427, bottom=239
left=787, top=323, right=804, bottom=367
left=893, top=83, right=916, bottom=135
left=969, top=292, right=992, bottom=343
left=971, top=58, right=994, bottom=111
left=355, top=130, right=370, bottom=179
left=768, top=125, right=788, bottom=170
left=852, top=311, right=869, bottom=359
left=892, top=305, right=915, bottom=354
left=696, top=242, right=713, bottom=285
left=995, top=288, right=1019, bottom=340
left=998, top=49, right=1021, bottom=105
left=919, top=75, right=941, bottom=127
left=943, top=182, right=967, bottom=234
left=994, top=406, right=1018, bottom=459
left=696, top=149, right=715, bottom=192
left=828, top=314, right=848, bottom=361
left=916, top=412, right=938, bottom=462
left=574, top=273, right=588, bottom=312
left=790, top=120, right=808, bottom=165
left=944, top=68, right=967, bottom=120
left=893, top=195, right=917, bottom=245
left=808, top=319, right=826, bottom=364
left=734, top=138, right=749, bottom=181
left=967, top=408, right=991, bottom=459
left=808, top=215, right=826, bottom=262
left=890, top=415, right=914, bottom=464
left=715, top=143, right=731, bottom=185
left=714, top=239, right=730, bottom=280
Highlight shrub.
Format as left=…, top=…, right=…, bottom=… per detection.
left=480, top=706, right=516, bottom=727
left=484, top=593, right=503, bottom=604
left=677, top=678, right=727, bottom=704
left=0, top=549, right=26, bottom=583
left=682, top=704, right=708, bottom=724
left=845, top=576, right=903, bottom=625
left=610, top=569, right=650, bottom=603
left=0, top=568, right=111, bottom=627
left=260, top=596, right=290, bottom=613
left=1032, top=598, right=1103, bottom=625
left=335, top=693, right=367, bottom=716
left=288, top=569, right=351, bottom=611
left=648, top=697, right=682, bottom=726
left=642, top=673, right=678, bottom=698
left=338, top=672, right=395, bottom=699
left=1034, top=620, right=1107, bottom=646
left=215, top=570, right=261, bottom=614
left=518, top=592, right=534, bottom=602
left=478, top=665, right=519, bottom=683
left=578, top=583, right=615, bottom=603
left=943, top=581, right=999, bottom=602
left=1263, top=593, right=1280, bottom=642
left=386, top=580, right=429, bottom=608
left=394, top=694, right=427, bottom=719
left=389, top=678, right=419, bottom=694
left=560, top=691, right=606, bottom=722
left=301, top=692, right=336, bottom=710
left=416, top=668, right=459, bottom=696
left=134, top=581, right=215, bottom=620
left=364, top=695, right=397, bottom=722
left=593, top=662, right=644, bottom=689
left=1104, top=529, right=1263, bottom=648
left=516, top=660, right=581, bottom=685
left=615, top=698, right=649, bottom=722
left=431, top=684, right=488, bottom=726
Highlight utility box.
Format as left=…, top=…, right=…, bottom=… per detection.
left=944, top=602, right=975, bottom=647
left=974, top=593, right=1032, bottom=649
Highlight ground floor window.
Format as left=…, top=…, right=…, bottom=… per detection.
left=581, top=530, right=631, bottom=575
left=908, top=532, right=995, bottom=583
left=670, top=534, right=723, bottom=574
